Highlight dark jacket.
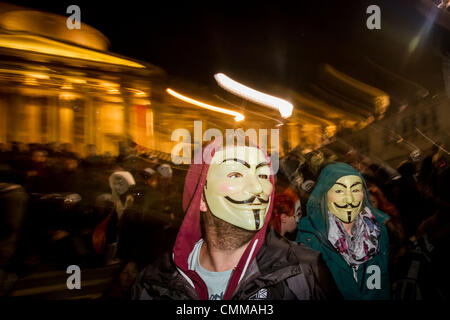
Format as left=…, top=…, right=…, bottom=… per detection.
left=132, top=228, right=341, bottom=300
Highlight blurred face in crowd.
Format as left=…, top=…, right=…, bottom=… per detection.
left=327, top=175, right=364, bottom=223
left=87, top=145, right=97, bottom=156
left=281, top=212, right=298, bottom=235
left=368, top=187, right=379, bottom=209
left=310, top=151, right=324, bottom=168
left=203, top=145, right=273, bottom=231
left=32, top=150, right=47, bottom=164
left=64, top=158, right=78, bottom=171
left=110, top=172, right=135, bottom=196
left=272, top=194, right=299, bottom=236
left=146, top=176, right=158, bottom=188
left=119, top=262, right=138, bottom=292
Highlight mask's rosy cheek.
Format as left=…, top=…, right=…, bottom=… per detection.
left=328, top=194, right=338, bottom=202
left=358, top=193, right=364, bottom=201
left=219, top=183, right=239, bottom=194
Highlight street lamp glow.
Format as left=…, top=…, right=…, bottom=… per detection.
left=214, top=73, right=293, bottom=118
left=166, top=88, right=245, bottom=122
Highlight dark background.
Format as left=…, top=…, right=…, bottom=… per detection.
left=7, top=0, right=449, bottom=90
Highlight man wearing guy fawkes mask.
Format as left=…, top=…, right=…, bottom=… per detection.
left=297, top=162, right=391, bottom=300
left=133, top=138, right=340, bottom=300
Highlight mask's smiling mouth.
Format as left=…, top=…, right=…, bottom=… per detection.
left=224, top=195, right=269, bottom=205
left=334, top=202, right=361, bottom=209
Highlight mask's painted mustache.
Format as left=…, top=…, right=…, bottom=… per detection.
left=225, top=196, right=269, bottom=205
left=334, top=202, right=361, bottom=209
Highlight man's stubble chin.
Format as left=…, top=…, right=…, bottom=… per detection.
left=201, top=210, right=257, bottom=251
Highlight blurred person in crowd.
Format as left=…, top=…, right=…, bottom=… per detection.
left=156, top=163, right=183, bottom=222
left=156, top=164, right=173, bottom=188
left=0, top=143, right=13, bottom=183
left=0, top=182, right=27, bottom=296
left=94, top=171, right=136, bottom=265
left=279, top=151, right=306, bottom=194
left=308, top=150, right=325, bottom=177
left=344, top=149, right=374, bottom=177
left=395, top=145, right=450, bottom=300
left=59, top=143, right=77, bottom=156
left=91, top=194, right=115, bottom=260
left=102, top=260, right=138, bottom=300
left=142, top=167, right=158, bottom=189
left=109, top=171, right=136, bottom=222
left=86, top=144, right=97, bottom=157
left=54, top=153, right=83, bottom=194
left=81, top=144, right=103, bottom=167
left=123, top=164, right=181, bottom=267
left=1, top=142, right=28, bottom=185
left=24, top=148, right=52, bottom=193
left=368, top=183, right=406, bottom=268
left=415, top=144, right=450, bottom=249
left=80, top=144, right=114, bottom=206
left=394, top=159, right=429, bottom=238
left=270, top=193, right=299, bottom=239
left=297, top=162, right=391, bottom=300
left=139, top=167, right=160, bottom=212
left=278, top=153, right=307, bottom=214
left=279, top=150, right=321, bottom=219
left=133, top=138, right=340, bottom=300
left=115, top=167, right=164, bottom=269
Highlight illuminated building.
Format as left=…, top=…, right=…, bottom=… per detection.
left=0, top=3, right=165, bottom=156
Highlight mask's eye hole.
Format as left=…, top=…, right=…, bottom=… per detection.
left=258, top=174, right=269, bottom=179
left=335, top=189, right=343, bottom=194
left=227, top=172, right=243, bottom=179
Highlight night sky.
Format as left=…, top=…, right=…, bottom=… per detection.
left=8, top=0, right=448, bottom=91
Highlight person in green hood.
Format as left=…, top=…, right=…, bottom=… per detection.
left=296, top=162, right=391, bottom=300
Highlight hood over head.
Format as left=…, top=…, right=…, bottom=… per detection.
left=173, top=137, right=275, bottom=300
left=305, top=162, right=388, bottom=236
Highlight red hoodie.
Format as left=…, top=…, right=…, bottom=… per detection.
left=172, top=139, right=275, bottom=300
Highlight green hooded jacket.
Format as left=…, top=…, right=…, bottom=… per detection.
left=296, top=162, right=391, bottom=300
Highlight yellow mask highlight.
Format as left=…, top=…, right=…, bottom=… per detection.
left=327, top=175, right=364, bottom=223
left=204, top=146, right=273, bottom=230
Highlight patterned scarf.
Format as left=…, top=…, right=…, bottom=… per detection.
left=328, top=207, right=381, bottom=274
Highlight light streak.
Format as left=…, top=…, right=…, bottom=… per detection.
left=214, top=73, right=293, bottom=118
left=166, top=88, right=245, bottom=122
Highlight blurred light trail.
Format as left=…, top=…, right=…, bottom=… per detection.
left=214, top=73, right=293, bottom=118
left=0, top=34, right=145, bottom=68
left=319, top=65, right=390, bottom=117
left=415, top=127, right=450, bottom=155
left=213, top=94, right=284, bottom=126
left=166, top=88, right=245, bottom=122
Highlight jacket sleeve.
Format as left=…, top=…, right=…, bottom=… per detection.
left=307, top=253, right=343, bottom=300
left=131, top=268, right=153, bottom=300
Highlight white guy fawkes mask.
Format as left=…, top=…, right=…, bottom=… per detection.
left=327, top=175, right=364, bottom=223
left=204, top=146, right=273, bottom=231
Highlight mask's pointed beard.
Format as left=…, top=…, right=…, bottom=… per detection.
left=347, top=211, right=351, bottom=223
left=253, top=209, right=260, bottom=229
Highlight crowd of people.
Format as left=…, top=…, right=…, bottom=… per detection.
left=276, top=143, right=450, bottom=299
left=0, top=141, right=184, bottom=297
left=0, top=138, right=449, bottom=300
